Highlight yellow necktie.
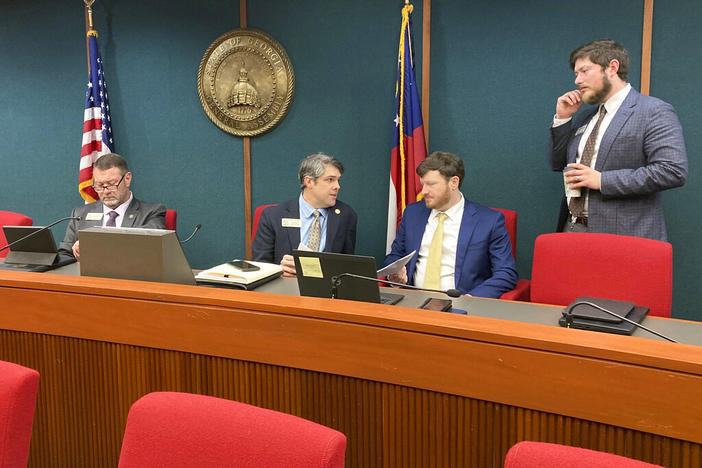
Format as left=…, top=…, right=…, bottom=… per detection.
left=423, top=212, right=447, bottom=289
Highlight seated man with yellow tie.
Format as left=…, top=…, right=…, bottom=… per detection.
left=384, top=151, right=517, bottom=298
left=252, top=152, right=358, bottom=277
left=58, top=153, right=166, bottom=259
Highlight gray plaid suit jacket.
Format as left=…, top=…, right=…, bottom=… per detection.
left=550, top=88, right=687, bottom=241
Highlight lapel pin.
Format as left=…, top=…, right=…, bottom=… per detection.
left=335, top=209, right=340, bottom=214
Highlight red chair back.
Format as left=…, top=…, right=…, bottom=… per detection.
left=0, top=211, right=33, bottom=258
left=119, top=392, right=346, bottom=468
left=491, top=207, right=517, bottom=259
left=165, top=209, right=177, bottom=231
left=252, top=204, right=277, bottom=241
left=505, top=441, right=663, bottom=467
left=0, top=360, right=40, bottom=467
left=530, top=233, right=672, bottom=317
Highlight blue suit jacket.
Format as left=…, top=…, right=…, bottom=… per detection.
left=252, top=198, right=357, bottom=264
left=384, top=199, right=517, bottom=298
left=550, top=88, right=687, bottom=241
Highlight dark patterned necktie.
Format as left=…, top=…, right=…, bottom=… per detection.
left=569, top=105, right=607, bottom=218
left=106, top=211, right=119, bottom=227
left=308, top=210, right=321, bottom=251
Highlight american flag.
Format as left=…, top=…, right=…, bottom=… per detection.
left=79, top=30, right=114, bottom=203
left=386, top=3, right=427, bottom=252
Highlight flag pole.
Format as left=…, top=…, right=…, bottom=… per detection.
left=84, top=0, right=95, bottom=72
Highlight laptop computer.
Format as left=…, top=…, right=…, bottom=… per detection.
left=292, top=250, right=403, bottom=305
left=79, top=226, right=196, bottom=285
left=0, top=225, right=76, bottom=272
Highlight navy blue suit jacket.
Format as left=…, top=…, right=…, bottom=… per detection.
left=384, top=199, right=517, bottom=298
left=252, top=199, right=357, bottom=264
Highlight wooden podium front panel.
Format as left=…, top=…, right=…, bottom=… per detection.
left=0, top=271, right=701, bottom=467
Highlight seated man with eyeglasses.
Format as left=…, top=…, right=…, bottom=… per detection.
left=58, top=153, right=166, bottom=259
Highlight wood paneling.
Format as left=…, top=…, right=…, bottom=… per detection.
left=1, top=271, right=701, bottom=467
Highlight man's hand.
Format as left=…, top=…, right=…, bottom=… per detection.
left=387, top=266, right=408, bottom=285
left=72, top=240, right=80, bottom=259
left=280, top=254, right=296, bottom=277
left=556, top=89, right=583, bottom=120
left=565, top=163, right=602, bottom=190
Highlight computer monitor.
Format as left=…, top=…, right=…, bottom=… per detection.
left=2, top=225, right=59, bottom=266
left=292, top=250, right=403, bottom=305
left=78, top=227, right=196, bottom=285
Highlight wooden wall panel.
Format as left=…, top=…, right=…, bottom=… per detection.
left=1, top=329, right=699, bottom=468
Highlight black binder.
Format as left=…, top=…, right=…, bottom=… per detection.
left=558, top=296, right=649, bottom=335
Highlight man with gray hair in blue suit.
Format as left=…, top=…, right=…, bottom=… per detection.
left=550, top=39, right=687, bottom=241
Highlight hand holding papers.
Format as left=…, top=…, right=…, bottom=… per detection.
left=376, top=250, right=415, bottom=277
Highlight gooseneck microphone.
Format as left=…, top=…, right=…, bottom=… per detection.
left=0, top=216, right=80, bottom=254
left=564, top=300, right=677, bottom=343
left=330, top=272, right=462, bottom=299
left=179, top=224, right=202, bottom=244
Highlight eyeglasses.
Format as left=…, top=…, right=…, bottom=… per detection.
left=92, top=173, right=126, bottom=193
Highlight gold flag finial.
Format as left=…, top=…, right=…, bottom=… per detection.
left=84, top=0, right=95, bottom=30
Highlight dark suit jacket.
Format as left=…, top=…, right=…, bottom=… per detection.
left=384, top=199, right=517, bottom=298
left=58, top=198, right=166, bottom=257
left=550, top=88, right=687, bottom=241
left=251, top=199, right=357, bottom=264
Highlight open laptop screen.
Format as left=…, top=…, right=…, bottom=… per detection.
left=1, top=225, right=60, bottom=267
left=292, top=250, right=402, bottom=304
left=78, top=227, right=196, bottom=285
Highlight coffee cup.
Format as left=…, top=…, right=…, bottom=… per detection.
left=563, top=167, right=581, bottom=197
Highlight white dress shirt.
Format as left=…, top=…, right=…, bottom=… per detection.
left=102, top=193, right=133, bottom=228
left=414, top=194, right=465, bottom=290
left=553, top=84, right=631, bottom=217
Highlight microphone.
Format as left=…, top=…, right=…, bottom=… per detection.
left=330, top=272, right=462, bottom=298
left=179, top=224, right=202, bottom=244
left=0, top=216, right=80, bottom=254
left=564, top=300, right=677, bottom=343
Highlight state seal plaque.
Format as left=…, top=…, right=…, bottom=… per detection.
left=197, top=29, right=295, bottom=137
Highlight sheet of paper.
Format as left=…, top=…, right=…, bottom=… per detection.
left=298, top=257, right=324, bottom=278
left=376, top=250, right=416, bottom=277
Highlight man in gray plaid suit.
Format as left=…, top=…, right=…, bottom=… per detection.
left=550, top=39, right=687, bottom=241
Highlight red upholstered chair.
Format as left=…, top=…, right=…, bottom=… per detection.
left=0, top=360, right=40, bottom=468
left=504, top=441, right=663, bottom=467
left=118, top=392, right=347, bottom=468
left=500, top=233, right=673, bottom=317
left=0, top=210, right=33, bottom=258
left=252, top=203, right=277, bottom=242
left=491, top=207, right=517, bottom=260
left=491, top=208, right=531, bottom=300
left=165, top=209, right=177, bottom=231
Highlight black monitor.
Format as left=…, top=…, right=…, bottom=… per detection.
left=78, top=227, right=196, bottom=285
left=2, top=225, right=59, bottom=266
left=292, top=250, right=403, bottom=305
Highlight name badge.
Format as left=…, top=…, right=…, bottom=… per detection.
left=575, top=125, right=587, bottom=136
left=86, top=212, right=103, bottom=221
left=282, top=218, right=301, bottom=228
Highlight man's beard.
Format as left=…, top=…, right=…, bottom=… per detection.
left=584, top=73, right=612, bottom=105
